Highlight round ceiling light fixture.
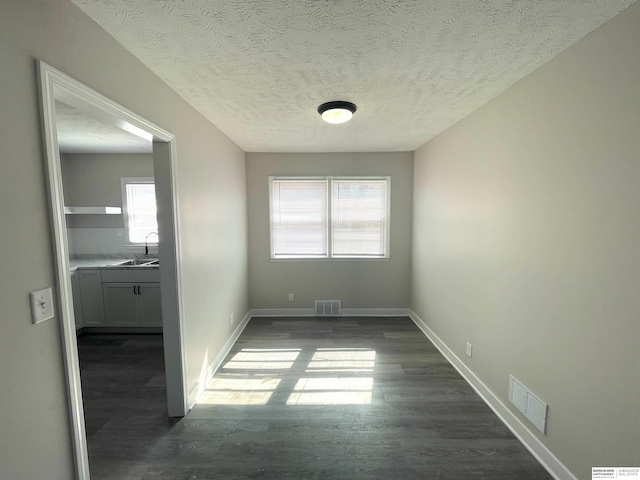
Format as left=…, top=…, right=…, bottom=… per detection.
left=318, top=101, right=357, bottom=124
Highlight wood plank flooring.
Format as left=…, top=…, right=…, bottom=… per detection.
left=78, top=317, right=552, bottom=479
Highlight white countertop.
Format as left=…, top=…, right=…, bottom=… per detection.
left=69, top=255, right=158, bottom=272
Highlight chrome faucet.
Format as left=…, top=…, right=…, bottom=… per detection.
left=144, top=231, right=159, bottom=255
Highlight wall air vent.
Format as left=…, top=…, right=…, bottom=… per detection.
left=508, top=375, right=548, bottom=434
left=314, top=300, right=341, bottom=317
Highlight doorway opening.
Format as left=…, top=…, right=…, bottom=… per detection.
left=38, top=61, right=187, bottom=480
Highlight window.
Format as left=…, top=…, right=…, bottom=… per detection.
left=121, top=177, right=158, bottom=244
left=269, top=176, right=389, bottom=259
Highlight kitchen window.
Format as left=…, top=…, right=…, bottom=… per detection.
left=269, top=176, right=390, bottom=259
left=121, top=177, right=158, bottom=244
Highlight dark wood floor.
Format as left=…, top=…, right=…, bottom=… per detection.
left=78, top=317, right=552, bottom=479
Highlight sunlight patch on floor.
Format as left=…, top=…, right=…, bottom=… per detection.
left=198, top=378, right=282, bottom=405
left=207, top=377, right=281, bottom=391
left=287, top=349, right=376, bottom=405
left=286, top=376, right=374, bottom=405
left=286, top=390, right=373, bottom=405
left=199, top=390, right=275, bottom=405
left=293, top=377, right=374, bottom=391
left=223, top=349, right=301, bottom=370
left=306, top=348, right=376, bottom=372
left=200, top=347, right=376, bottom=406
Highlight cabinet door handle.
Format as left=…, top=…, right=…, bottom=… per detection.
left=137, top=285, right=141, bottom=295
left=133, top=286, right=137, bottom=295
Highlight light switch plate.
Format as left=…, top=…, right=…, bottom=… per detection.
left=30, top=287, right=55, bottom=325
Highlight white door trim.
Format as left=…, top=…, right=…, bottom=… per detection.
left=36, top=61, right=188, bottom=480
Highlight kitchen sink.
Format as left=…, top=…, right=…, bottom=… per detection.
left=112, top=258, right=159, bottom=267
left=139, top=258, right=159, bottom=266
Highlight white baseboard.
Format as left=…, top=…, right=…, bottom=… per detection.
left=342, top=308, right=411, bottom=316
left=408, top=310, right=577, bottom=480
left=187, top=310, right=252, bottom=409
left=250, top=308, right=314, bottom=317
left=248, top=308, right=412, bottom=317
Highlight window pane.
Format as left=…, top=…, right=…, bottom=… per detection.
left=332, top=179, right=387, bottom=256
left=272, top=180, right=327, bottom=256
left=125, top=183, right=158, bottom=243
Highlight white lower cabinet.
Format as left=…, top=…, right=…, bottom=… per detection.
left=103, top=283, right=139, bottom=326
left=73, top=267, right=161, bottom=330
left=79, top=269, right=106, bottom=326
left=103, top=282, right=162, bottom=327
left=70, top=271, right=84, bottom=329
left=139, top=284, right=162, bottom=327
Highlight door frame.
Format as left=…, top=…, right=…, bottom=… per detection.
left=37, top=61, right=188, bottom=479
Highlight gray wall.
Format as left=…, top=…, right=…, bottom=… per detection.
left=61, top=153, right=155, bottom=254
left=0, top=1, right=248, bottom=478
left=61, top=153, right=154, bottom=229
left=247, top=152, right=412, bottom=310
left=411, top=4, right=640, bottom=478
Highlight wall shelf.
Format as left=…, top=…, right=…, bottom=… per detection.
left=64, top=206, right=122, bottom=215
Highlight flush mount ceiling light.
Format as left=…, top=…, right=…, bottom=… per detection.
left=318, top=101, right=357, bottom=124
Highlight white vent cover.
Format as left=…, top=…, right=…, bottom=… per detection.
left=314, top=300, right=341, bottom=317
left=508, top=375, right=548, bottom=434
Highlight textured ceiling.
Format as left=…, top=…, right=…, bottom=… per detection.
left=70, top=0, right=635, bottom=152
left=55, top=101, right=152, bottom=154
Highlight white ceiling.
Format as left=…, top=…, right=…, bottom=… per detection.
left=70, top=0, right=635, bottom=153
left=55, top=101, right=152, bottom=154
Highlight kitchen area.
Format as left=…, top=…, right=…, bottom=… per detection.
left=64, top=155, right=164, bottom=333
left=57, top=100, right=164, bottom=333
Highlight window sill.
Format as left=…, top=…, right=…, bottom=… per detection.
left=270, top=256, right=390, bottom=262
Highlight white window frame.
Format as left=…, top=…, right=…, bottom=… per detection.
left=269, top=176, right=390, bottom=260
left=121, top=177, right=158, bottom=245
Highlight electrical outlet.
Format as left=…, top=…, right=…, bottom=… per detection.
left=466, top=342, right=473, bottom=358
left=230, top=313, right=234, bottom=326
left=288, top=293, right=294, bottom=302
